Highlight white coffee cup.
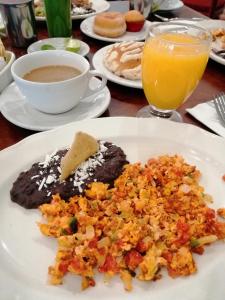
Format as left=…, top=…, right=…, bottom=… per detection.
left=11, top=50, right=107, bottom=114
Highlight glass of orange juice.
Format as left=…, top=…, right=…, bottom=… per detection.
left=137, top=22, right=211, bottom=121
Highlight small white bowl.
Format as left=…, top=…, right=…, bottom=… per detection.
left=0, top=51, right=15, bottom=93
left=27, top=38, right=90, bottom=57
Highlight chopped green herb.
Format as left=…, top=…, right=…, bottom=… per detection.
left=41, top=44, right=56, bottom=50
left=69, top=217, right=78, bottom=233
left=190, top=238, right=200, bottom=248
left=61, top=228, right=69, bottom=236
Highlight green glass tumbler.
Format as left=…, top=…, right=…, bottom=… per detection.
left=44, top=0, right=72, bottom=37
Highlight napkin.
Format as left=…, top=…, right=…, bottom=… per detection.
left=186, top=101, right=225, bottom=138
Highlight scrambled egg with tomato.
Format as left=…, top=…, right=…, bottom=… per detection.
left=38, top=155, right=225, bottom=291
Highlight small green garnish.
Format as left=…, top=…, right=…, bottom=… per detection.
left=61, top=228, right=69, bottom=236
left=65, top=38, right=80, bottom=53
left=190, top=238, right=200, bottom=248
left=69, top=217, right=78, bottom=233
left=40, top=44, right=56, bottom=50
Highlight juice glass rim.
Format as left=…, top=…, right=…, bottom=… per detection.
left=148, top=22, right=212, bottom=46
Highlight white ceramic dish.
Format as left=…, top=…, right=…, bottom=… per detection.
left=0, top=117, right=225, bottom=300
left=35, top=0, right=110, bottom=21
left=198, top=19, right=225, bottom=66
left=0, top=79, right=110, bottom=131
left=0, top=51, right=15, bottom=93
left=27, top=38, right=90, bottom=56
left=158, top=0, right=184, bottom=11
left=80, top=17, right=151, bottom=43
left=92, top=44, right=142, bottom=89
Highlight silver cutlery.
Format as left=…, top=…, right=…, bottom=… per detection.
left=153, top=14, right=204, bottom=22
left=214, top=92, right=225, bottom=126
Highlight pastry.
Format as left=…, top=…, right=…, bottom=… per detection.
left=124, top=10, right=145, bottom=32
left=93, top=12, right=126, bottom=38
left=103, top=41, right=144, bottom=80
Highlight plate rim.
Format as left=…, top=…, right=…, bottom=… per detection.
left=92, top=44, right=142, bottom=89
left=35, top=0, right=110, bottom=21
left=80, top=16, right=151, bottom=43
left=1, top=116, right=224, bottom=157
left=0, top=79, right=111, bottom=131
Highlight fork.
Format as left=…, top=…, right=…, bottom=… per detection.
left=214, top=92, right=225, bottom=126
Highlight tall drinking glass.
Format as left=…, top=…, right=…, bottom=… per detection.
left=137, top=22, right=211, bottom=121
left=44, top=0, right=72, bottom=37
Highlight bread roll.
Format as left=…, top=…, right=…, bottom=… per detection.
left=93, top=12, right=126, bottom=38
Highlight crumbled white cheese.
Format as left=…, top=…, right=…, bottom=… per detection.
left=46, top=175, right=55, bottom=184
left=34, top=141, right=109, bottom=194
left=31, top=175, right=39, bottom=180
left=38, top=177, right=46, bottom=191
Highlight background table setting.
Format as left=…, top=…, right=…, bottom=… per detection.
left=0, top=0, right=224, bottom=150
left=0, top=1, right=225, bottom=300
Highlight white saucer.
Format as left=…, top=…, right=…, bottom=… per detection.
left=27, top=38, right=90, bottom=56
left=0, top=78, right=111, bottom=131
left=158, top=0, right=184, bottom=11
left=92, top=44, right=142, bottom=89
left=80, top=16, right=151, bottom=43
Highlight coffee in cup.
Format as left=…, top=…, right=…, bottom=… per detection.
left=11, top=50, right=107, bottom=114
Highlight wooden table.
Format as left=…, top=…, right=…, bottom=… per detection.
left=1, top=1, right=225, bottom=150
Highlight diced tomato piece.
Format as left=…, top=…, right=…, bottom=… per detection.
left=214, top=222, right=225, bottom=239
left=192, top=246, right=204, bottom=255
left=222, top=174, right=225, bottom=182
left=205, top=208, right=215, bottom=220
left=115, top=239, right=124, bottom=250
left=136, top=240, right=148, bottom=253
left=88, top=278, right=96, bottom=287
left=177, top=219, right=189, bottom=232
left=58, top=261, right=69, bottom=274
left=70, top=257, right=84, bottom=273
left=88, top=237, right=98, bottom=249
left=175, top=219, right=190, bottom=246
left=124, top=250, right=143, bottom=270
left=98, top=254, right=119, bottom=273
left=98, top=247, right=106, bottom=256
left=162, top=251, right=173, bottom=263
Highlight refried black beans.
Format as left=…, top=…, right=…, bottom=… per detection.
left=10, top=141, right=128, bottom=209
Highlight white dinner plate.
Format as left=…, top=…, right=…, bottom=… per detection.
left=35, top=0, right=110, bottom=21
left=158, top=0, right=184, bottom=11
left=92, top=44, right=142, bottom=89
left=0, top=117, right=225, bottom=300
left=27, top=38, right=90, bottom=56
left=198, top=19, right=225, bottom=66
left=80, top=16, right=151, bottom=43
left=0, top=78, right=110, bottom=131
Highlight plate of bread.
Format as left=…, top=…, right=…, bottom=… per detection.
left=80, top=10, right=151, bottom=43
left=92, top=41, right=143, bottom=89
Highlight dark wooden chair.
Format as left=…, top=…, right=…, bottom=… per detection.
left=183, top=0, right=225, bottom=18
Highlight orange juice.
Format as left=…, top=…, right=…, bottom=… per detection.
left=142, top=33, right=210, bottom=110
